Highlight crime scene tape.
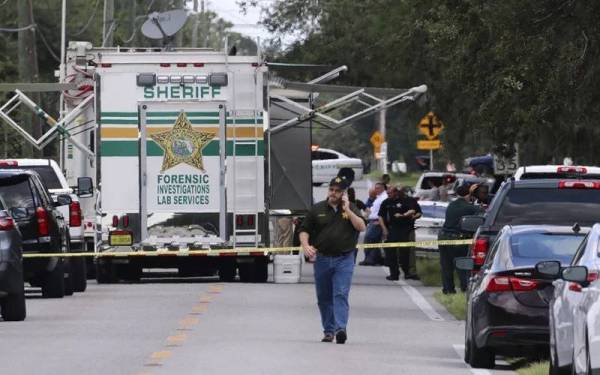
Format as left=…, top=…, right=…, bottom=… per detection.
left=21, top=239, right=474, bottom=259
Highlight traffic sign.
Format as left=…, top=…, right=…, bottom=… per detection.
left=418, top=112, right=444, bottom=140
left=417, top=140, right=441, bottom=150
left=370, top=131, right=384, bottom=147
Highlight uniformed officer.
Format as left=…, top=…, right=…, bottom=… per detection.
left=438, top=184, right=484, bottom=294
left=299, top=176, right=366, bottom=344
left=378, top=186, right=421, bottom=280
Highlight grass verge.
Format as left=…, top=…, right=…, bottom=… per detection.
left=416, top=256, right=443, bottom=287
left=433, top=291, right=467, bottom=320
left=515, top=361, right=549, bottom=375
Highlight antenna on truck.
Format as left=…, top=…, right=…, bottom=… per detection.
left=141, top=9, right=188, bottom=49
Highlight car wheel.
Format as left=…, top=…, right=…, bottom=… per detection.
left=42, top=259, right=65, bottom=298
left=1, top=284, right=26, bottom=321
left=70, top=257, right=87, bottom=292
left=218, top=259, right=236, bottom=282
left=468, top=327, right=495, bottom=369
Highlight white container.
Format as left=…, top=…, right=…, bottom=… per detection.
left=273, top=254, right=302, bottom=283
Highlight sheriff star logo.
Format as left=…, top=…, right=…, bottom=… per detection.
left=150, top=112, right=216, bottom=173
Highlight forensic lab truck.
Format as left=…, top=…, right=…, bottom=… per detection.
left=65, top=42, right=269, bottom=283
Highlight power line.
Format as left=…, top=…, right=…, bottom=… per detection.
left=0, top=24, right=36, bottom=32
left=71, top=0, right=101, bottom=37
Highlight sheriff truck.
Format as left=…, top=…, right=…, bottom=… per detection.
left=65, top=42, right=269, bottom=283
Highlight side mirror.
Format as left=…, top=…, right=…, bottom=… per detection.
left=535, top=260, right=562, bottom=279
left=55, top=194, right=72, bottom=207
left=460, top=215, right=484, bottom=233
left=562, top=266, right=588, bottom=284
left=455, top=257, right=474, bottom=271
left=77, top=177, right=94, bottom=198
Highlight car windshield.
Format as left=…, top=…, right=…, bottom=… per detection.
left=0, top=179, right=34, bottom=209
left=0, top=165, right=62, bottom=189
left=420, top=204, right=447, bottom=219
left=495, top=188, right=600, bottom=226
left=509, top=232, right=584, bottom=267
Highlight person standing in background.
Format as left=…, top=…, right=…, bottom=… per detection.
left=359, top=182, right=387, bottom=266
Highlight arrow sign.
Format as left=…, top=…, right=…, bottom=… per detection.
left=418, top=112, right=444, bottom=140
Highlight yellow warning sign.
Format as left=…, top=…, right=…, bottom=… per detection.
left=417, top=140, right=441, bottom=150
left=418, top=112, right=444, bottom=140
left=370, top=131, right=384, bottom=148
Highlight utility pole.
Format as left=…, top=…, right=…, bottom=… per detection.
left=191, top=0, right=199, bottom=47
left=378, top=108, right=388, bottom=173
left=18, top=0, right=40, bottom=157
left=129, top=0, right=137, bottom=46
left=174, top=0, right=184, bottom=47
left=103, top=0, right=115, bottom=47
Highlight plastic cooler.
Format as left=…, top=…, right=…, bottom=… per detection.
left=273, top=254, right=302, bottom=283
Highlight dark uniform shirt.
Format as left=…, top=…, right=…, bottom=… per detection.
left=378, top=197, right=422, bottom=238
left=442, top=198, right=483, bottom=233
left=299, top=200, right=365, bottom=256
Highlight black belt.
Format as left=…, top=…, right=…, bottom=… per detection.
left=320, top=249, right=356, bottom=257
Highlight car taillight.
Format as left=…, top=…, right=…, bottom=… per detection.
left=0, top=216, right=15, bottom=231
left=247, top=215, right=255, bottom=227
left=485, top=275, right=538, bottom=293
left=122, top=215, right=129, bottom=227
left=558, top=181, right=600, bottom=189
left=557, top=166, right=587, bottom=174
left=36, top=207, right=49, bottom=236
left=569, top=271, right=599, bottom=292
left=236, top=215, right=243, bottom=226
left=472, top=238, right=489, bottom=266
left=69, top=201, right=82, bottom=227
left=112, top=215, right=119, bottom=227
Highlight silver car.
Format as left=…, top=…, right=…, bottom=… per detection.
left=540, top=223, right=600, bottom=374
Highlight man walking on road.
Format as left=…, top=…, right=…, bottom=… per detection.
left=360, top=182, right=387, bottom=266
left=299, top=176, right=366, bottom=344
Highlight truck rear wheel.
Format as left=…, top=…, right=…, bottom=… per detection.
left=70, top=257, right=87, bottom=292
left=239, top=257, right=268, bottom=283
left=96, top=259, right=117, bottom=284
left=218, top=259, right=236, bottom=282
left=42, top=260, right=65, bottom=298
left=1, top=291, right=26, bottom=321
left=119, top=263, right=142, bottom=282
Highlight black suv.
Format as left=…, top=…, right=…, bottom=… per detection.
left=462, top=179, right=600, bottom=268
left=0, top=196, right=25, bottom=321
left=0, top=170, right=72, bottom=298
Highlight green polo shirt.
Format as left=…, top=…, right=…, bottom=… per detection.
left=442, top=198, right=483, bottom=233
left=300, top=200, right=365, bottom=256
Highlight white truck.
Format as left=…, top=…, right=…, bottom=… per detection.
left=64, top=42, right=269, bottom=282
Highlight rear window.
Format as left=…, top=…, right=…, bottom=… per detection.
left=0, top=179, right=35, bottom=209
left=495, top=188, right=600, bottom=226
left=421, top=204, right=447, bottom=219
left=509, top=232, right=584, bottom=267
left=520, top=172, right=600, bottom=180
left=0, top=165, right=62, bottom=189
left=420, top=176, right=443, bottom=189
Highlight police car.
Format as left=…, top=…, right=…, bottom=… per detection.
left=311, top=147, right=364, bottom=186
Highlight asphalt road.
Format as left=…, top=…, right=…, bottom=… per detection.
left=0, top=263, right=517, bottom=375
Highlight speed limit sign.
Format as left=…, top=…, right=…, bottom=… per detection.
left=493, top=146, right=519, bottom=175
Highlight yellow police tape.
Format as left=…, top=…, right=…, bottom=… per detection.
left=21, top=239, right=474, bottom=258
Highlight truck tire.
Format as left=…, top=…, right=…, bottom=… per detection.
left=85, top=240, right=96, bottom=279
left=70, top=257, right=87, bottom=292
left=1, top=277, right=26, bottom=321
left=218, top=259, right=236, bottom=282
left=1, top=291, right=26, bottom=321
left=64, top=271, right=74, bottom=296
left=120, top=263, right=142, bottom=282
left=239, top=258, right=269, bottom=283
left=42, top=260, right=65, bottom=298
left=96, top=260, right=117, bottom=284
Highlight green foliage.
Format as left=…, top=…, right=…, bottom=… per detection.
left=516, top=361, right=549, bottom=375
left=258, top=0, right=600, bottom=167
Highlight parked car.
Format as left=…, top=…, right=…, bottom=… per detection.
left=0, top=159, right=90, bottom=291
left=0, top=170, right=72, bottom=298
left=414, top=172, right=496, bottom=200
left=414, top=201, right=447, bottom=250
left=460, top=178, right=600, bottom=270
left=513, top=165, right=600, bottom=181
left=0, top=196, right=25, bottom=321
left=311, top=147, right=363, bottom=185
left=536, top=222, right=600, bottom=374
left=457, top=225, right=587, bottom=369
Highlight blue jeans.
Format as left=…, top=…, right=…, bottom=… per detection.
left=363, top=222, right=383, bottom=264
left=314, top=251, right=355, bottom=334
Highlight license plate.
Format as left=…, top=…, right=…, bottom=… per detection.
left=109, top=232, right=133, bottom=246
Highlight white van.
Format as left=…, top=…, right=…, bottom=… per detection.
left=311, top=147, right=364, bottom=185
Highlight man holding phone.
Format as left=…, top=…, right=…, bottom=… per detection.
left=299, top=176, right=366, bottom=344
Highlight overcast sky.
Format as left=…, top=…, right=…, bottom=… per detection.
left=196, top=0, right=273, bottom=42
